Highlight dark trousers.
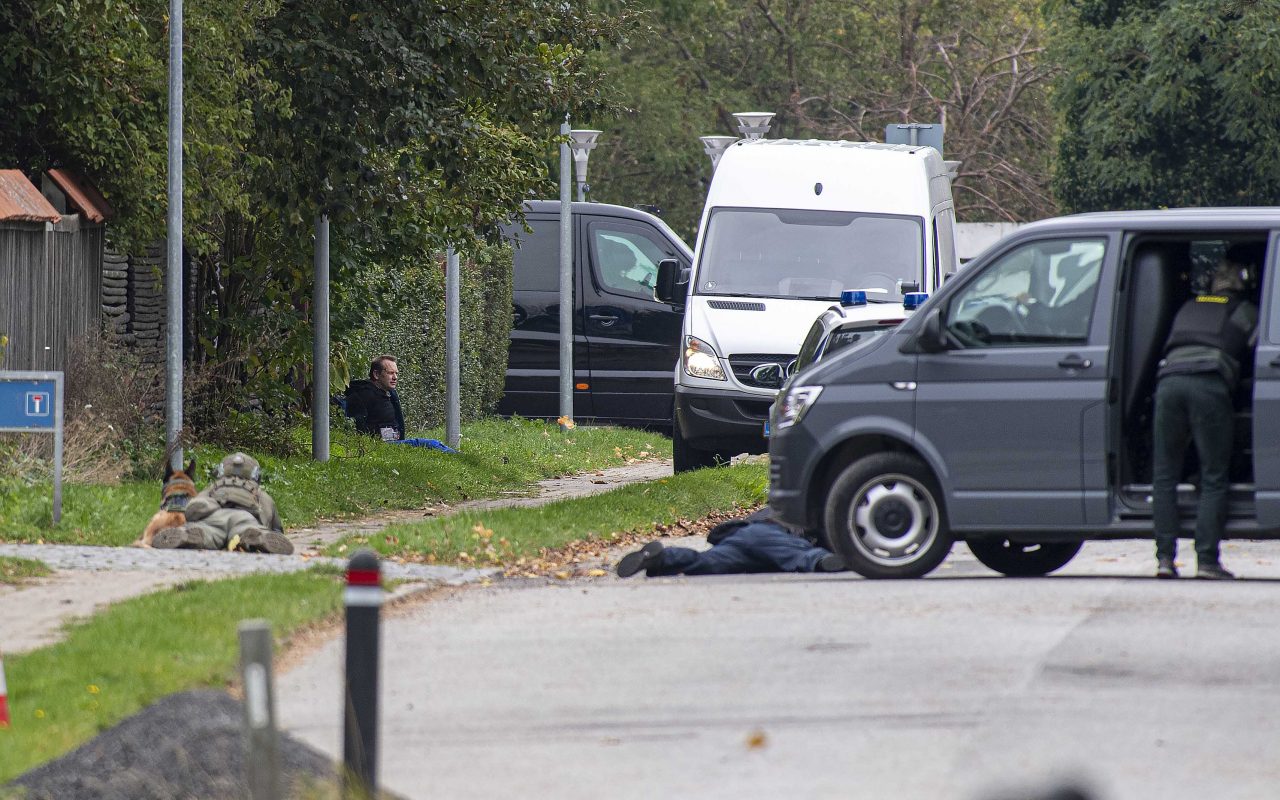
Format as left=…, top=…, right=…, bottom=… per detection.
left=1152, top=372, right=1234, bottom=564
left=646, top=522, right=832, bottom=576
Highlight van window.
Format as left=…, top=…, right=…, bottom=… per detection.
left=589, top=223, right=669, bottom=298
left=508, top=219, right=560, bottom=292
left=697, top=208, right=923, bottom=301
left=945, top=238, right=1106, bottom=347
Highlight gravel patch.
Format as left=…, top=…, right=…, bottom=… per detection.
left=7, top=690, right=346, bottom=800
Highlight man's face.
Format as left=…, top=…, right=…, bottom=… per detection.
left=373, top=361, right=399, bottom=392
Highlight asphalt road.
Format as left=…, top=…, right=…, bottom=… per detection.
left=276, top=538, right=1280, bottom=800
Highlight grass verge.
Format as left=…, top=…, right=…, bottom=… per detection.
left=0, top=557, right=50, bottom=585
left=334, top=462, right=769, bottom=564
left=0, top=418, right=669, bottom=547
left=0, top=571, right=342, bottom=783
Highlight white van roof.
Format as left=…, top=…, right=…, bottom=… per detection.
left=706, top=139, right=949, bottom=217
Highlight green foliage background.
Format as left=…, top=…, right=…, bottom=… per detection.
left=584, top=0, right=1058, bottom=239
left=0, top=0, right=629, bottom=442
left=350, top=244, right=514, bottom=431
left=1050, top=0, right=1280, bottom=211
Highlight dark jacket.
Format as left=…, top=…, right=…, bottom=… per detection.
left=1160, top=293, right=1258, bottom=388
left=344, top=379, right=405, bottom=440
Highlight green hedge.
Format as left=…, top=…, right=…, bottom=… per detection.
left=351, top=243, right=512, bottom=430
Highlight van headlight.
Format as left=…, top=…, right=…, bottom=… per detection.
left=776, top=385, right=823, bottom=429
left=683, top=336, right=726, bottom=381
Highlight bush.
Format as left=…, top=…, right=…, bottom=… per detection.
left=350, top=242, right=512, bottom=431
left=0, top=333, right=165, bottom=486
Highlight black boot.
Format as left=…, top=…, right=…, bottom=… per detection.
left=1196, top=561, right=1235, bottom=580
left=616, top=541, right=664, bottom=578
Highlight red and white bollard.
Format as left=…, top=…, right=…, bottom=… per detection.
left=0, top=650, right=10, bottom=728
left=343, top=550, right=383, bottom=799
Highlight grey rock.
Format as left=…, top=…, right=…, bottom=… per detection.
left=7, top=691, right=340, bottom=800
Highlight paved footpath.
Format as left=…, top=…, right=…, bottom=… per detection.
left=0, top=461, right=673, bottom=654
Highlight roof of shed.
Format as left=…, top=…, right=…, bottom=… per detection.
left=46, top=168, right=113, bottom=223
left=0, top=170, right=60, bottom=223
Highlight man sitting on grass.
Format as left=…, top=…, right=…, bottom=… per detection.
left=343, top=355, right=405, bottom=442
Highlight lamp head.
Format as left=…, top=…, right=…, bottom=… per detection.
left=732, top=112, right=775, bottom=139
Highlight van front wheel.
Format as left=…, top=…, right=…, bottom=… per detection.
left=967, top=538, right=1082, bottom=577
left=824, top=454, right=952, bottom=579
left=672, top=420, right=720, bottom=473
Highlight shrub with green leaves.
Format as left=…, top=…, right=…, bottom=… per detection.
left=349, top=243, right=512, bottom=431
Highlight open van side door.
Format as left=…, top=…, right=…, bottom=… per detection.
left=1250, top=233, right=1280, bottom=526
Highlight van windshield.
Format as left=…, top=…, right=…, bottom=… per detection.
left=696, top=208, right=924, bottom=301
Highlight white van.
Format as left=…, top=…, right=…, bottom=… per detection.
left=654, top=139, right=959, bottom=471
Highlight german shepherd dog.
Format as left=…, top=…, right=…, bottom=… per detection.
left=136, top=458, right=197, bottom=547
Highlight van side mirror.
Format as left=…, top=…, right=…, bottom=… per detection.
left=897, top=279, right=921, bottom=294
left=655, top=258, right=688, bottom=305
left=905, top=307, right=948, bottom=354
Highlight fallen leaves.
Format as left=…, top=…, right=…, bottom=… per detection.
left=498, top=507, right=761, bottom=580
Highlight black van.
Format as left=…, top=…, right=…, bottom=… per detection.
left=497, top=201, right=692, bottom=432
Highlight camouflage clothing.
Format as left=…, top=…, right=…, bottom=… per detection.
left=155, top=453, right=291, bottom=554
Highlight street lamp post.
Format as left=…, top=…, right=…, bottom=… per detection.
left=568, top=129, right=602, bottom=203
left=558, top=119, right=573, bottom=431
left=699, top=135, right=737, bottom=171
left=732, top=112, right=775, bottom=140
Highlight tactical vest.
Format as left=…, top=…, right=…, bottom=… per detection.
left=208, top=475, right=262, bottom=515
left=1163, top=294, right=1250, bottom=365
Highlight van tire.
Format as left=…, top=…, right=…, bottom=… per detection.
left=672, top=420, right=720, bottom=473
left=967, top=538, right=1082, bottom=577
left=823, top=453, right=952, bottom=579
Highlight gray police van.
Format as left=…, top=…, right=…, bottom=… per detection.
left=768, top=209, right=1278, bottom=578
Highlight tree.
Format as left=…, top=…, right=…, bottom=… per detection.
left=0, top=0, right=632, bottom=431
left=1050, top=0, right=1280, bottom=212
left=585, top=0, right=1057, bottom=239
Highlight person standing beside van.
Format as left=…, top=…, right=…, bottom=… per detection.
left=1152, top=242, right=1262, bottom=580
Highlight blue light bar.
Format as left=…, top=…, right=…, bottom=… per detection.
left=840, top=289, right=867, bottom=307
left=903, top=292, right=928, bottom=311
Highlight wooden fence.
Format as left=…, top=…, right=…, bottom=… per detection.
left=0, top=215, right=104, bottom=371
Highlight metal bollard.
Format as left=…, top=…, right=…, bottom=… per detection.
left=239, top=620, right=281, bottom=800
left=343, top=550, right=383, bottom=799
